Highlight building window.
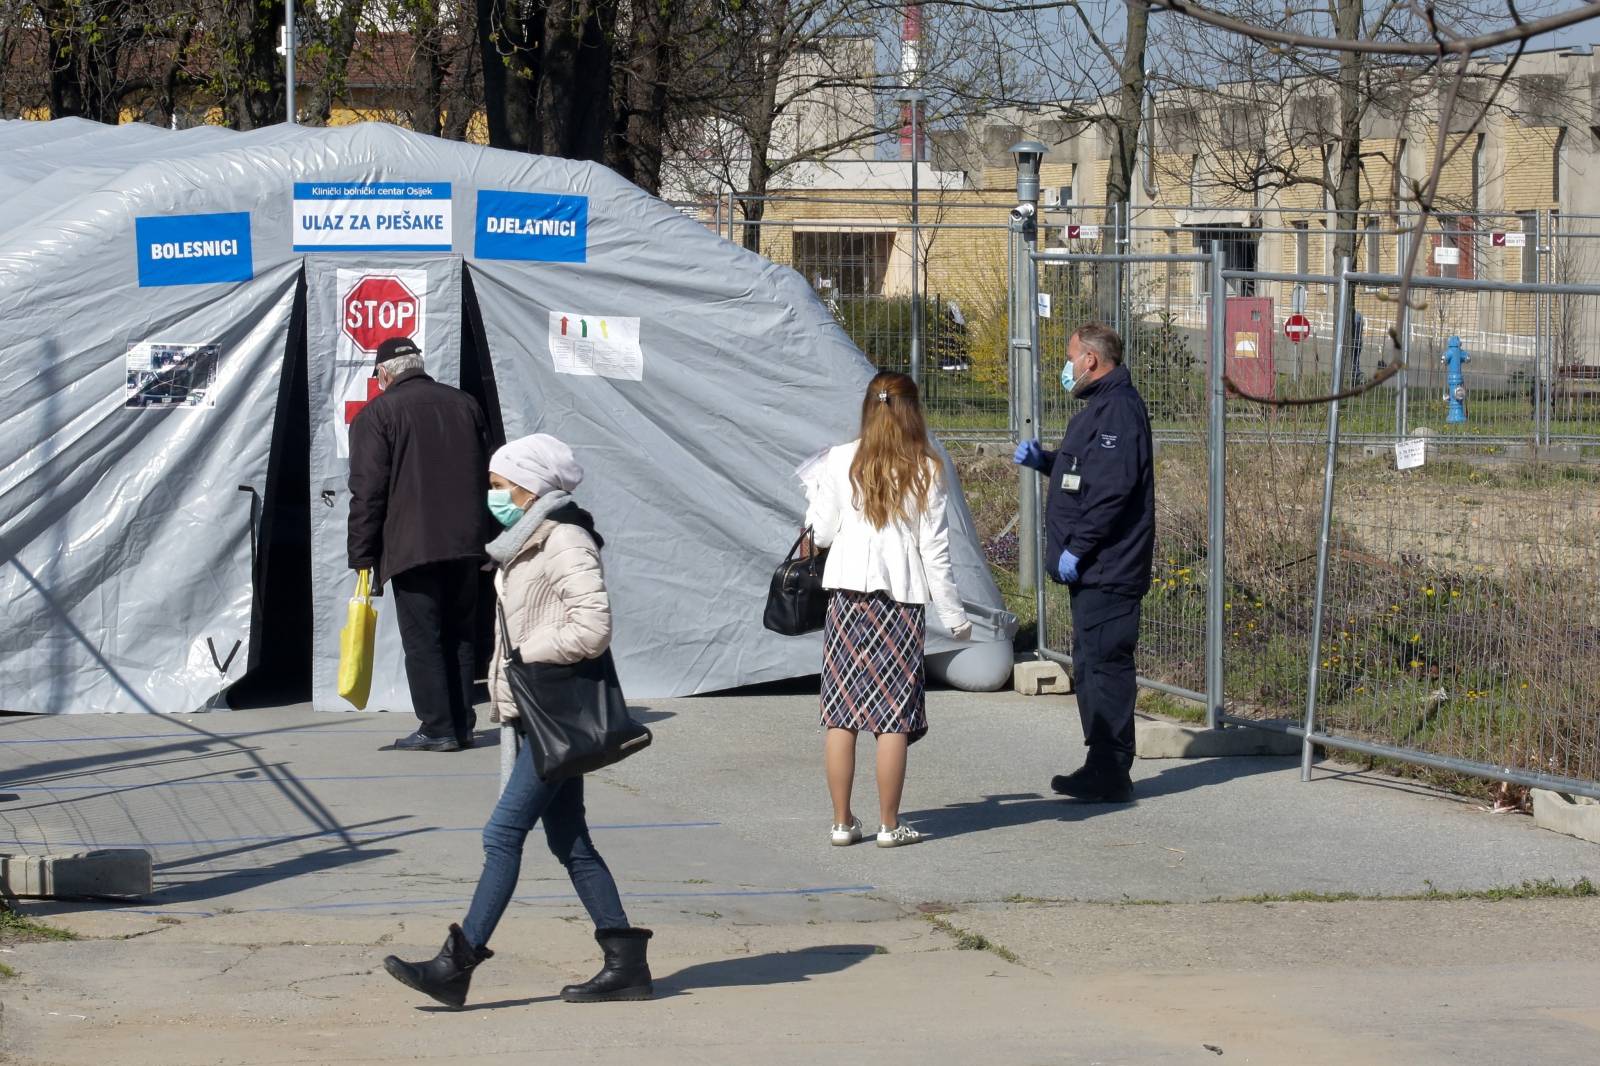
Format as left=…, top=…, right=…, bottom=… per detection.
left=1554, top=128, right=1567, bottom=203
left=793, top=231, right=894, bottom=297
left=1364, top=216, right=1381, bottom=273
left=1518, top=210, right=1539, bottom=283
left=1293, top=221, right=1309, bottom=275
left=1191, top=225, right=1259, bottom=295
left=1430, top=214, right=1475, bottom=281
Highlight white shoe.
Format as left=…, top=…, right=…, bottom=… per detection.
left=876, top=824, right=924, bottom=848
left=830, top=817, right=863, bottom=846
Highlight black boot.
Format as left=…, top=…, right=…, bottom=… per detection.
left=383, top=923, right=493, bottom=1009
left=561, top=928, right=654, bottom=1003
left=1051, top=763, right=1134, bottom=803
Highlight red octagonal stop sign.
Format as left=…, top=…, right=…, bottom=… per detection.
left=343, top=274, right=421, bottom=354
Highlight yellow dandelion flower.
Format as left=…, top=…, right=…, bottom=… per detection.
left=1424, top=587, right=1435, bottom=597
left=1409, top=659, right=1423, bottom=668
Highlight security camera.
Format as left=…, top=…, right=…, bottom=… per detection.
left=1010, top=202, right=1036, bottom=223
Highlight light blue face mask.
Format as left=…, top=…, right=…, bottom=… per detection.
left=487, top=489, right=526, bottom=528
left=1060, top=356, right=1076, bottom=393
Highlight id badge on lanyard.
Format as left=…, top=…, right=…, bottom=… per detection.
left=1060, top=455, right=1081, bottom=494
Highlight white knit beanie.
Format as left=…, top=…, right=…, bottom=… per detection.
left=489, top=433, right=583, bottom=497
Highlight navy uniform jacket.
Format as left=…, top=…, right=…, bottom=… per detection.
left=1039, top=364, right=1155, bottom=598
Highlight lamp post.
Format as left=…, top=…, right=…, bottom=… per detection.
left=897, top=88, right=927, bottom=388
left=278, top=0, right=297, bottom=123
left=1009, top=139, right=1046, bottom=589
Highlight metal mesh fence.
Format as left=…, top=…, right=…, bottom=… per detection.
left=697, top=192, right=1599, bottom=790
left=1312, top=452, right=1600, bottom=785
left=1036, top=255, right=1211, bottom=699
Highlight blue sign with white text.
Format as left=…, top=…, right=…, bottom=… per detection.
left=474, top=191, right=588, bottom=263
left=135, top=212, right=254, bottom=287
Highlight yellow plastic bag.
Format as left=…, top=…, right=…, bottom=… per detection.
left=337, top=569, right=378, bottom=709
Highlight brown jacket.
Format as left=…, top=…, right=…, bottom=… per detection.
left=489, top=517, right=612, bottom=721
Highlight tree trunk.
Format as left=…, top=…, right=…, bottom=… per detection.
left=740, top=11, right=785, bottom=253
left=1097, top=0, right=1149, bottom=322
left=307, top=0, right=367, bottom=126
left=1330, top=0, right=1363, bottom=271
left=42, top=2, right=87, bottom=120
left=610, top=0, right=676, bottom=192
left=220, top=0, right=287, bottom=129
left=411, top=0, right=446, bottom=136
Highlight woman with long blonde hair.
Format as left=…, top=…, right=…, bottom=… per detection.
left=800, top=372, right=971, bottom=848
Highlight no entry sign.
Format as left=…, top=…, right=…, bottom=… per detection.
left=343, top=274, right=420, bottom=353
left=1284, top=313, right=1311, bottom=344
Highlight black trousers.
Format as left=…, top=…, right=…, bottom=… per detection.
left=391, top=559, right=479, bottom=740
left=1068, top=587, right=1142, bottom=774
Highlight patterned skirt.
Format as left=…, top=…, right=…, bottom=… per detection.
left=819, top=589, right=927, bottom=743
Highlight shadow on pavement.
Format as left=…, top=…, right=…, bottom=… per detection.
left=652, top=944, right=879, bottom=996
left=902, top=758, right=1292, bottom=838
left=410, top=945, right=879, bottom=1011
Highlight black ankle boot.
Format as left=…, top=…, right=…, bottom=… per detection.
left=561, top=927, right=654, bottom=1002
left=383, top=923, right=493, bottom=1009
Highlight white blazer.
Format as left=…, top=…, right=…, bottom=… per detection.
left=800, top=440, right=968, bottom=632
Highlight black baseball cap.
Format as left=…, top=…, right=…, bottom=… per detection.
left=374, top=336, right=422, bottom=365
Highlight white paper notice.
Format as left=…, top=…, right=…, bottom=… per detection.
left=1505, top=232, right=1528, bottom=249
left=547, top=312, right=643, bottom=381
left=1395, top=438, right=1426, bottom=470
left=1037, top=293, right=1052, bottom=318
left=1433, top=245, right=1460, bottom=266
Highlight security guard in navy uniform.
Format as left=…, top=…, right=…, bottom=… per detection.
left=1014, top=322, right=1155, bottom=802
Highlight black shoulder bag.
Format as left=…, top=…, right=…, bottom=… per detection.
left=762, top=526, right=830, bottom=636
left=498, top=603, right=652, bottom=782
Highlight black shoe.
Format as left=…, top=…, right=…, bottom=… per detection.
left=561, top=928, right=654, bottom=1003
left=383, top=923, right=493, bottom=1009
left=1051, top=765, right=1135, bottom=803
left=393, top=730, right=460, bottom=752
left=455, top=732, right=475, bottom=749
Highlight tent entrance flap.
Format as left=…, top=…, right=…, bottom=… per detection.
left=228, top=274, right=313, bottom=709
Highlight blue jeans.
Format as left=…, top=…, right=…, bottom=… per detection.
left=460, top=737, right=629, bottom=950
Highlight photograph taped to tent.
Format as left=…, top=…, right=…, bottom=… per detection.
left=124, top=341, right=222, bottom=409
left=333, top=268, right=427, bottom=458
left=547, top=311, right=643, bottom=381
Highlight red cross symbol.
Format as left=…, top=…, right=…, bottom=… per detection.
left=344, top=377, right=381, bottom=424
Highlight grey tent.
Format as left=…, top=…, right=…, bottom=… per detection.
left=0, top=120, right=1016, bottom=716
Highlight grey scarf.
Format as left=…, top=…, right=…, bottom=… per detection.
left=485, top=489, right=572, bottom=568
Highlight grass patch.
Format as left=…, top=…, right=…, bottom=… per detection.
left=0, top=961, right=16, bottom=979
left=0, top=907, right=77, bottom=943
left=1009, top=878, right=1600, bottom=907
left=1137, top=689, right=1207, bottom=725
left=925, top=914, right=1020, bottom=963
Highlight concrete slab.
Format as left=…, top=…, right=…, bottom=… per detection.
left=1532, top=789, right=1600, bottom=846
left=0, top=849, right=152, bottom=898
left=1136, top=715, right=1302, bottom=759
left=1011, top=659, right=1070, bottom=695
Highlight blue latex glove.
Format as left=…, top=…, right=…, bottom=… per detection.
left=1057, top=550, right=1081, bottom=585
left=1013, top=439, right=1048, bottom=472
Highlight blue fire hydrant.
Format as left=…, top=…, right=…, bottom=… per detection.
left=1443, top=336, right=1469, bottom=424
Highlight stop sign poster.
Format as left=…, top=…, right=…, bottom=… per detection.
left=333, top=268, right=427, bottom=458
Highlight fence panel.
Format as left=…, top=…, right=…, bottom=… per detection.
left=1036, top=252, right=1213, bottom=703
left=727, top=196, right=1017, bottom=437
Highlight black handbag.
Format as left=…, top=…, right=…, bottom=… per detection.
left=763, top=526, right=830, bottom=636
left=497, top=604, right=652, bottom=782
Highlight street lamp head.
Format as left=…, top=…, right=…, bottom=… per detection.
left=1009, top=140, right=1047, bottom=204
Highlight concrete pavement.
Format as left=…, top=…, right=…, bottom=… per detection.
left=3, top=686, right=1599, bottom=1063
